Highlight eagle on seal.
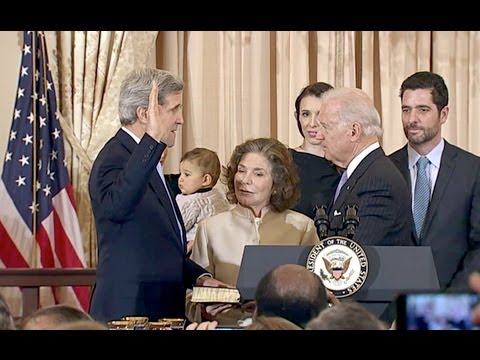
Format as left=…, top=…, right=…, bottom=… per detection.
left=323, top=257, right=352, bottom=280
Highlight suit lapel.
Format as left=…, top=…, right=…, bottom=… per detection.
left=391, top=146, right=412, bottom=190
left=329, top=148, right=383, bottom=224
left=148, top=172, right=183, bottom=242
left=422, top=142, right=456, bottom=237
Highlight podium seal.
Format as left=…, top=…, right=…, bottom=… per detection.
left=306, top=236, right=368, bottom=298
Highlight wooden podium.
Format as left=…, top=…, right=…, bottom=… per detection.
left=0, top=268, right=96, bottom=316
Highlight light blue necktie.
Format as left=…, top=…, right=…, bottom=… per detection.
left=334, top=170, right=348, bottom=203
left=413, top=156, right=431, bottom=240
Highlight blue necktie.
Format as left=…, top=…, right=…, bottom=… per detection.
left=334, top=170, right=348, bottom=203
left=413, top=156, right=431, bottom=240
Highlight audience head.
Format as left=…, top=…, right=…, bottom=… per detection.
left=118, top=68, right=183, bottom=147
left=179, top=147, right=222, bottom=195
left=223, top=138, right=300, bottom=214
left=399, top=71, right=449, bottom=150
left=21, top=304, right=93, bottom=330
left=0, top=294, right=15, bottom=330
left=305, top=301, right=387, bottom=330
left=294, top=82, right=334, bottom=138
left=315, top=87, right=383, bottom=168
left=54, top=320, right=108, bottom=330
left=254, top=264, right=328, bottom=328
left=244, top=315, right=302, bottom=330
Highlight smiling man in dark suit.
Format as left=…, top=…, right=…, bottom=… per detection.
left=314, top=87, right=412, bottom=246
left=389, top=71, right=480, bottom=289
left=88, top=68, right=226, bottom=322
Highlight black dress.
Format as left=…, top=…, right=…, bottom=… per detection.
left=165, top=173, right=181, bottom=197
left=289, top=149, right=340, bottom=219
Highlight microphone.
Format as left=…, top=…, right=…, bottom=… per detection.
left=314, top=205, right=330, bottom=240
left=344, top=204, right=359, bottom=239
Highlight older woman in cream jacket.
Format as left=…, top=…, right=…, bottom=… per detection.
left=187, top=138, right=320, bottom=326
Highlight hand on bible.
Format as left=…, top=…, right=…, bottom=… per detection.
left=202, top=303, right=235, bottom=320
left=196, top=276, right=235, bottom=288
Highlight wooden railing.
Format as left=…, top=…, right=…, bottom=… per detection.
left=0, top=268, right=96, bottom=317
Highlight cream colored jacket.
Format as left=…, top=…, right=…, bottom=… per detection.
left=187, top=204, right=320, bottom=325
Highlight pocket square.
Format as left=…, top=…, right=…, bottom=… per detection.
left=334, top=210, right=341, bottom=216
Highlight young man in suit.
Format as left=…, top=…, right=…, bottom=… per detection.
left=314, top=87, right=413, bottom=246
left=389, top=71, right=480, bottom=289
left=88, top=68, right=226, bottom=322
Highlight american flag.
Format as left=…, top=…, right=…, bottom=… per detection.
left=0, top=31, right=89, bottom=315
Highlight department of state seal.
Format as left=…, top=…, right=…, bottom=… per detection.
left=306, top=236, right=368, bottom=298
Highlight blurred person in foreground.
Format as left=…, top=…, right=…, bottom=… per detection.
left=305, top=301, right=387, bottom=330
left=21, top=304, right=92, bottom=330
left=0, top=293, right=15, bottom=330
left=252, top=264, right=330, bottom=329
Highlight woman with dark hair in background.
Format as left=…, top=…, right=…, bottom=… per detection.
left=290, top=82, right=340, bottom=219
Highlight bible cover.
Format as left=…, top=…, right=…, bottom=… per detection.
left=191, top=286, right=241, bottom=304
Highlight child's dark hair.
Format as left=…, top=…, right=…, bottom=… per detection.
left=180, top=148, right=222, bottom=186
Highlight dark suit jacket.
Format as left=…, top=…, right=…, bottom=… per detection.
left=329, top=147, right=413, bottom=246
left=88, top=129, right=206, bottom=322
left=390, top=141, right=480, bottom=289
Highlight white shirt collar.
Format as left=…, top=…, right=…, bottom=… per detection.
left=346, top=142, right=380, bottom=178
left=121, top=126, right=141, bottom=144
left=407, top=138, right=444, bottom=170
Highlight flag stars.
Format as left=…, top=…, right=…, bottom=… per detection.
left=39, top=94, right=47, bottom=106
left=35, top=70, right=39, bottom=81
left=43, top=185, right=52, bottom=197
left=36, top=181, right=41, bottom=191
left=21, top=66, right=29, bottom=77
left=23, top=44, right=31, bottom=55
left=50, top=150, right=58, bottom=160
left=15, top=175, right=26, bottom=187
left=10, top=131, right=17, bottom=141
left=52, top=128, right=61, bottom=139
left=19, top=155, right=29, bottom=166
left=39, top=117, right=46, bottom=127
left=37, top=159, right=42, bottom=170
left=22, top=134, right=33, bottom=145
left=63, top=159, right=68, bottom=167
left=14, top=109, right=21, bottom=119
left=5, top=152, right=12, bottom=162
left=27, top=112, right=35, bottom=123
left=18, top=88, right=25, bottom=99
left=47, top=81, right=53, bottom=91
left=39, top=139, right=44, bottom=150
left=49, top=171, right=55, bottom=181
left=31, top=92, right=38, bottom=101
left=29, top=202, right=39, bottom=214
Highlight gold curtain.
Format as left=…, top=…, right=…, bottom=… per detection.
left=42, top=31, right=480, bottom=267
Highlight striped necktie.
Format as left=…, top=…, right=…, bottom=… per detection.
left=413, top=156, right=431, bottom=240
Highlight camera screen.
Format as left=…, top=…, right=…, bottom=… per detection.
left=399, top=293, right=480, bottom=330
